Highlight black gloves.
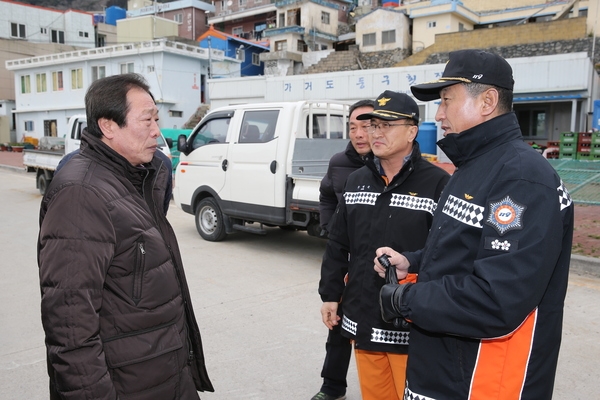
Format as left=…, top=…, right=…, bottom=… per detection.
left=379, top=283, right=412, bottom=329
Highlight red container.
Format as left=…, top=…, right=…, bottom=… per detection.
left=577, top=143, right=591, bottom=152
left=578, top=132, right=592, bottom=144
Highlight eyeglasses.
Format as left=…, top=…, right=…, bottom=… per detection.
left=367, top=122, right=414, bottom=134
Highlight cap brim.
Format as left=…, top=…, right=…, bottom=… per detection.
left=356, top=111, right=415, bottom=121
left=411, top=80, right=461, bottom=101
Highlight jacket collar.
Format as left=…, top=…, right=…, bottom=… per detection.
left=437, top=112, right=522, bottom=168
left=344, top=141, right=372, bottom=163
left=369, top=141, right=422, bottom=184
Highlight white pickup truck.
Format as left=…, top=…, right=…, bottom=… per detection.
left=23, top=114, right=86, bottom=195
left=23, top=114, right=172, bottom=195
left=174, top=100, right=352, bottom=241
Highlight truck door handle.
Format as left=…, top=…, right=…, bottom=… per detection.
left=222, top=159, right=228, bottom=171
left=270, top=160, right=277, bottom=174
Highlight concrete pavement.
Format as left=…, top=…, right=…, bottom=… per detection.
left=2, top=148, right=598, bottom=275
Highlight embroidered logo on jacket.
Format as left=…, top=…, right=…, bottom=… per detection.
left=390, top=194, right=437, bottom=215
left=485, top=196, right=526, bottom=235
left=484, top=236, right=518, bottom=252
left=558, top=180, right=572, bottom=211
left=442, top=195, right=484, bottom=228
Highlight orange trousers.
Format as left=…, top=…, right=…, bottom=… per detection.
left=354, top=348, right=407, bottom=400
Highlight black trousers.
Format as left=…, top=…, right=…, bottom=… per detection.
left=319, top=318, right=352, bottom=396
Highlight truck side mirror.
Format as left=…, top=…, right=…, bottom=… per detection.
left=177, top=134, right=189, bottom=155
left=165, top=137, right=173, bottom=149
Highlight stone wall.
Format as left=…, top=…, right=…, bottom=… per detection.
left=358, top=48, right=411, bottom=69
left=425, top=37, right=600, bottom=66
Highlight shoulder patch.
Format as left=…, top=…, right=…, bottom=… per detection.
left=485, top=196, right=526, bottom=235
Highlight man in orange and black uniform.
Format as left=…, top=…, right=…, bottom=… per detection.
left=313, top=99, right=375, bottom=400
left=319, top=91, right=449, bottom=400
left=377, top=50, right=574, bottom=400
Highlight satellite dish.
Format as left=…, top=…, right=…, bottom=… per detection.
left=227, top=1, right=232, bottom=6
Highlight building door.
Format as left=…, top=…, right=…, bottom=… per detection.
left=44, top=120, right=57, bottom=137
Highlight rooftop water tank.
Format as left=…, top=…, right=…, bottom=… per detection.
left=105, top=6, right=126, bottom=26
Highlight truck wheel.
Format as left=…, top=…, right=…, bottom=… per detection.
left=37, top=174, right=49, bottom=196
left=196, top=198, right=227, bottom=241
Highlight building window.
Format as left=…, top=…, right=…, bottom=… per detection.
left=458, top=22, right=465, bottom=31
left=148, top=65, right=155, bottom=72
left=382, top=29, right=396, bottom=44
left=24, top=121, right=34, bottom=132
left=169, top=110, right=183, bottom=117
left=517, top=109, right=547, bottom=138
left=21, top=75, right=31, bottom=94
left=91, top=66, right=106, bottom=82
left=427, top=21, right=437, bottom=28
left=321, top=12, right=330, bottom=25
left=174, top=13, right=183, bottom=23
left=252, top=53, right=260, bottom=66
left=363, top=33, right=376, bottom=47
left=297, top=40, right=306, bottom=52
left=98, top=34, right=106, bottom=47
left=71, top=68, right=83, bottom=90
left=11, top=23, right=26, bottom=38
left=275, top=40, right=287, bottom=51
left=278, top=13, right=285, bottom=27
left=239, top=0, right=246, bottom=6
left=36, top=73, right=47, bottom=93
left=51, top=29, right=65, bottom=43
left=287, top=8, right=300, bottom=26
left=232, top=26, right=243, bottom=36
left=78, top=31, right=89, bottom=38
left=40, top=27, right=47, bottom=35
left=120, top=62, right=134, bottom=74
left=52, top=71, right=63, bottom=91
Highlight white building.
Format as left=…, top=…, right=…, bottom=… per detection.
left=5, top=39, right=236, bottom=141
left=355, top=8, right=411, bottom=53
left=1, top=0, right=95, bottom=47
left=261, top=0, right=342, bottom=76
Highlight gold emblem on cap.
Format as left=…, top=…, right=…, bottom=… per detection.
left=464, top=193, right=473, bottom=200
left=378, top=97, right=391, bottom=106
left=409, top=192, right=417, bottom=196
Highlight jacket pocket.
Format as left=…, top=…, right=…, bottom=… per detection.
left=132, top=240, right=146, bottom=304
left=103, top=323, right=183, bottom=368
